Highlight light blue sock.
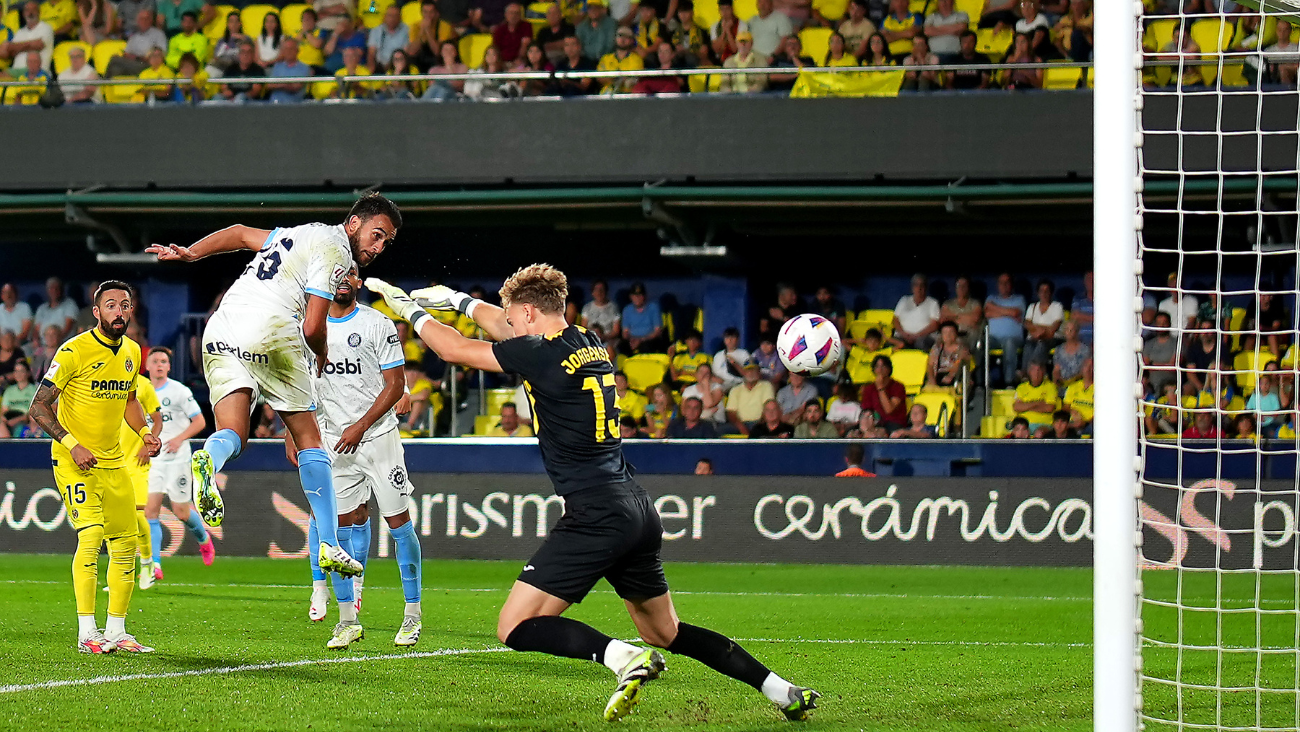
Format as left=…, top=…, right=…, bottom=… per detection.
left=390, top=520, right=422, bottom=604
left=182, top=510, right=208, bottom=543
left=352, top=519, right=371, bottom=573
left=297, top=448, right=338, bottom=547
left=331, top=525, right=354, bottom=604
left=307, top=516, right=325, bottom=581
left=148, top=518, right=163, bottom=565
left=202, top=428, right=242, bottom=473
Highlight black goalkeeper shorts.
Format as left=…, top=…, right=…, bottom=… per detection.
left=517, top=480, right=670, bottom=604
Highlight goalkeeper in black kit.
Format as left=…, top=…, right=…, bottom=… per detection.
left=366, top=265, right=820, bottom=723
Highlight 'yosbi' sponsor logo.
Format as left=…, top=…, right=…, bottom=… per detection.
left=320, top=359, right=363, bottom=375
left=206, top=341, right=270, bottom=364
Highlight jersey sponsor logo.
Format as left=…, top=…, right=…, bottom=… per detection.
left=389, top=466, right=407, bottom=488
left=91, top=362, right=104, bottom=370
left=44, top=362, right=59, bottom=380
left=523, top=565, right=535, bottom=572
left=386, top=334, right=399, bottom=344
left=319, top=358, right=363, bottom=375
left=205, top=341, right=271, bottom=364
left=347, top=333, right=361, bottom=348
left=559, top=346, right=612, bottom=375
left=90, top=378, right=133, bottom=391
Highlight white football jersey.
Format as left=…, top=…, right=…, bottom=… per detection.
left=220, top=223, right=353, bottom=322
left=315, top=303, right=405, bottom=442
left=153, top=378, right=202, bottom=462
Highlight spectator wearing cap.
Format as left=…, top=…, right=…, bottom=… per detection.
left=166, top=11, right=209, bottom=69
left=719, top=29, right=767, bottom=92
left=620, top=282, right=666, bottom=354
left=891, top=273, right=940, bottom=351
left=490, top=2, right=532, bottom=63
left=10, top=2, right=54, bottom=73
left=576, top=0, right=617, bottom=61
left=837, top=0, right=875, bottom=56
left=726, top=360, right=776, bottom=435
left=985, top=272, right=1026, bottom=387
left=667, top=0, right=710, bottom=65
left=709, top=0, right=746, bottom=60
left=108, top=7, right=167, bottom=76
left=58, top=44, right=100, bottom=102
left=835, top=444, right=877, bottom=477
left=369, top=4, right=411, bottom=69
left=922, top=0, right=966, bottom=59
left=713, top=326, right=751, bottom=392
left=597, top=25, right=645, bottom=91
left=552, top=35, right=598, bottom=93
left=268, top=37, right=313, bottom=103
left=744, top=0, right=790, bottom=57
left=748, top=398, right=794, bottom=438
left=794, top=401, right=838, bottom=439
left=535, top=2, right=575, bottom=63
left=0, top=285, right=33, bottom=344
left=860, top=354, right=907, bottom=431
left=880, top=0, right=920, bottom=58
left=666, top=397, right=718, bottom=438
left=776, top=371, right=818, bottom=424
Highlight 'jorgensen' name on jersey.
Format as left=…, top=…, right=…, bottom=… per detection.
left=314, top=304, right=405, bottom=442
left=491, top=325, right=631, bottom=496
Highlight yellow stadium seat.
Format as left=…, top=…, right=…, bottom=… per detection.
left=1042, top=64, right=1081, bottom=90
left=1086, top=65, right=1093, bottom=87
left=812, top=0, right=848, bottom=22
left=990, top=388, right=1017, bottom=417
left=1233, top=349, right=1277, bottom=397
left=953, top=0, right=981, bottom=29
left=847, top=357, right=873, bottom=384
left=474, top=414, right=496, bottom=435
left=241, top=4, right=278, bottom=37
left=485, top=387, right=517, bottom=416
left=976, top=26, right=1013, bottom=62
left=799, top=27, right=832, bottom=67
left=92, top=39, right=126, bottom=75
left=693, top=0, right=719, bottom=28
left=623, top=354, right=669, bottom=393
left=980, top=415, right=1008, bottom=438
left=103, top=77, right=142, bottom=104
left=459, top=33, right=493, bottom=68
left=358, top=0, right=396, bottom=28
left=688, top=69, right=723, bottom=92
left=3, top=8, right=18, bottom=32
left=52, top=40, right=92, bottom=74
left=908, top=0, right=932, bottom=13
left=661, top=312, right=675, bottom=343
left=890, top=349, right=928, bottom=396
left=693, top=308, right=703, bottom=334
left=311, top=77, right=337, bottom=99
left=204, top=3, right=237, bottom=39
left=914, top=391, right=956, bottom=436
left=1143, top=18, right=1177, bottom=52
left=854, top=309, right=894, bottom=340
left=525, top=1, right=551, bottom=30
left=1219, top=63, right=1249, bottom=87
left=733, top=0, right=757, bottom=22
left=1229, top=306, right=1247, bottom=351
left=280, top=3, right=312, bottom=35
left=1190, top=18, right=1231, bottom=85
left=400, top=0, right=422, bottom=28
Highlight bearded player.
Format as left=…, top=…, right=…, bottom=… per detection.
left=28, top=281, right=162, bottom=653
left=146, top=193, right=402, bottom=579
left=287, top=266, right=421, bottom=649
left=367, top=267, right=820, bottom=722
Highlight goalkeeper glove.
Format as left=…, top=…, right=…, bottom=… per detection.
left=411, top=285, right=483, bottom=318
left=364, top=278, right=430, bottom=327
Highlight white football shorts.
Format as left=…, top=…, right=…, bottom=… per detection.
left=148, top=456, right=193, bottom=504
left=202, top=305, right=317, bottom=413
left=328, top=428, right=412, bottom=518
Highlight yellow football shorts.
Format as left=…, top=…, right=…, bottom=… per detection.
left=125, top=464, right=150, bottom=506
left=52, top=448, right=136, bottom=540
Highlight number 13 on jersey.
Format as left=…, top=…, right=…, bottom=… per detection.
left=583, top=373, right=618, bottom=442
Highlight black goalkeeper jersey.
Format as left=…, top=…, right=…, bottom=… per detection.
left=492, top=324, right=633, bottom=495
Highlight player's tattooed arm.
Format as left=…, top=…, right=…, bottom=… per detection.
left=145, top=224, right=272, bottom=262
left=28, top=382, right=66, bottom=443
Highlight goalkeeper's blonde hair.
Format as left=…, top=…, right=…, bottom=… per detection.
left=499, top=264, right=568, bottom=314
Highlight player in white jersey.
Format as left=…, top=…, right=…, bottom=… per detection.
left=289, top=266, right=422, bottom=649
left=146, top=194, right=403, bottom=598
left=141, top=347, right=214, bottom=584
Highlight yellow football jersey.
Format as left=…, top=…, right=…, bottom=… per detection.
left=120, top=376, right=161, bottom=468
left=1063, top=380, right=1095, bottom=423
left=1014, top=379, right=1060, bottom=427
left=44, top=330, right=143, bottom=469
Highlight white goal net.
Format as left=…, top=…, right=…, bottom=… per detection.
left=1131, top=2, right=1300, bottom=731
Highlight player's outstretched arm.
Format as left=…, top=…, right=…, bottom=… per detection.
left=367, top=279, right=505, bottom=373
left=145, top=224, right=272, bottom=263
left=410, top=285, right=512, bottom=342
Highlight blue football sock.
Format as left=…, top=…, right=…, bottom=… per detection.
left=148, top=518, right=163, bottom=565
left=307, top=516, right=325, bottom=581
left=391, top=520, right=422, bottom=604
left=182, top=510, right=208, bottom=543
left=202, top=428, right=242, bottom=473
left=297, top=448, right=338, bottom=546
left=331, top=525, right=354, bottom=604
left=352, top=519, right=371, bottom=573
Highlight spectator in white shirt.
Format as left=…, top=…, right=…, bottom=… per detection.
left=826, top=381, right=861, bottom=435
left=922, top=0, right=966, bottom=58
left=712, top=326, right=750, bottom=392
left=1266, top=19, right=1299, bottom=86
left=891, top=273, right=941, bottom=350
left=580, top=279, right=621, bottom=355
left=1021, top=278, right=1063, bottom=373
left=745, top=0, right=792, bottom=57
left=10, top=1, right=54, bottom=73
left=59, top=45, right=101, bottom=103
left=682, top=362, right=726, bottom=423
left=32, top=277, right=78, bottom=341
left=0, top=284, right=34, bottom=343
left=1157, top=271, right=1198, bottom=336
left=1014, top=0, right=1050, bottom=35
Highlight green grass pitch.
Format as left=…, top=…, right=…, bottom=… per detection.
left=0, top=554, right=1098, bottom=731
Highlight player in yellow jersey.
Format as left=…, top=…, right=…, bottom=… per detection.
left=120, top=374, right=163, bottom=589
left=28, top=281, right=161, bottom=654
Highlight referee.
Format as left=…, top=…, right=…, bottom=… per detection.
left=367, top=266, right=820, bottom=722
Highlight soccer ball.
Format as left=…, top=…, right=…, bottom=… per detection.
left=776, top=314, right=843, bottom=376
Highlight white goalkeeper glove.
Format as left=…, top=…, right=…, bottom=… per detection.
left=364, top=278, right=430, bottom=327
left=411, top=285, right=483, bottom=318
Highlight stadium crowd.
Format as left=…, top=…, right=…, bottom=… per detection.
left=0, top=0, right=1106, bottom=104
